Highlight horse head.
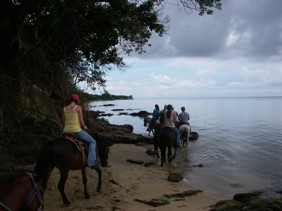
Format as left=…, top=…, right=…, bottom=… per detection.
left=0, top=170, right=44, bottom=211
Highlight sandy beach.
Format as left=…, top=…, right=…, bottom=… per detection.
left=42, top=143, right=218, bottom=211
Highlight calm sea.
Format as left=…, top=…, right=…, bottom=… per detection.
left=88, top=97, right=282, bottom=200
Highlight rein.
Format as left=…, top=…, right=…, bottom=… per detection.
left=23, top=172, right=44, bottom=211
left=0, top=202, right=12, bottom=211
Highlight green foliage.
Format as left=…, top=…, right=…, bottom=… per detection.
left=0, top=0, right=222, bottom=130
left=0, top=162, right=15, bottom=173
left=1, top=0, right=222, bottom=96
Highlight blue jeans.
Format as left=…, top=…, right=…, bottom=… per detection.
left=171, top=127, right=181, bottom=148
left=75, top=130, right=97, bottom=166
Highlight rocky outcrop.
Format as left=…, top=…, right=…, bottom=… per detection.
left=210, top=191, right=282, bottom=210
left=90, top=122, right=154, bottom=145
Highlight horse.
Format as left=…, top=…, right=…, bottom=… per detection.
left=0, top=169, right=44, bottom=211
left=152, top=119, right=161, bottom=153
left=33, top=135, right=108, bottom=206
left=179, top=124, right=190, bottom=148
left=158, top=127, right=177, bottom=167
left=143, top=116, right=151, bottom=127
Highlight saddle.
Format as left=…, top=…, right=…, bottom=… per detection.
left=180, top=122, right=190, bottom=126
left=62, top=132, right=89, bottom=153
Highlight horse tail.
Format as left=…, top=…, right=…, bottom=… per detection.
left=33, top=141, right=55, bottom=191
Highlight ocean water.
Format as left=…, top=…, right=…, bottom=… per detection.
left=88, top=97, right=282, bottom=200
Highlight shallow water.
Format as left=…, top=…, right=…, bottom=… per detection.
left=88, top=97, right=282, bottom=200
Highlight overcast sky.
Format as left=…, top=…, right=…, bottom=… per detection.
left=92, top=0, right=282, bottom=98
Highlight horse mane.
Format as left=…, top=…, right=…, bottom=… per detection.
left=0, top=169, right=35, bottom=188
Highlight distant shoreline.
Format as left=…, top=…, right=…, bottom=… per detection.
left=83, top=92, right=133, bottom=101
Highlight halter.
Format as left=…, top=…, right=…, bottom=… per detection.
left=24, top=172, right=44, bottom=211
left=0, top=171, right=43, bottom=211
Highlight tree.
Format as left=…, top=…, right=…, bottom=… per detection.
left=0, top=0, right=222, bottom=100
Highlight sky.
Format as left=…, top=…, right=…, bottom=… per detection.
left=90, top=0, right=282, bottom=98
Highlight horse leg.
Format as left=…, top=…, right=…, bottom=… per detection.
left=81, top=169, right=90, bottom=199
left=94, top=167, right=102, bottom=192
left=181, top=137, right=184, bottom=148
left=173, top=146, right=177, bottom=159
left=187, top=127, right=190, bottom=147
left=184, top=130, right=188, bottom=148
left=153, top=136, right=158, bottom=154
left=182, top=130, right=186, bottom=148
left=156, top=146, right=160, bottom=158
left=160, top=146, right=166, bottom=167
left=58, top=170, right=71, bottom=206
left=168, top=146, right=172, bottom=164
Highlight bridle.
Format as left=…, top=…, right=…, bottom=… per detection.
left=24, top=172, right=44, bottom=211
left=0, top=172, right=44, bottom=211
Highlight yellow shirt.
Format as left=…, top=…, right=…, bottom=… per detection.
left=63, top=106, right=81, bottom=133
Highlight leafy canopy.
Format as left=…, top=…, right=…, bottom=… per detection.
left=1, top=0, right=221, bottom=95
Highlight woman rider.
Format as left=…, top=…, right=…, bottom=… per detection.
left=62, top=94, right=98, bottom=168
left=162, top=104, right=181, bottom=148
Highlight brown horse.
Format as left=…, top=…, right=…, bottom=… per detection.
left=158, top=127, right=177, bottom=167
left=0, top=169, right=44, bottom=211
left=33, top=136, right=108, bottom=206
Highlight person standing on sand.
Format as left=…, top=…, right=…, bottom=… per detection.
left=162, top=104, right=181, bottom=148
left=62, top=94, right=98, bottom=168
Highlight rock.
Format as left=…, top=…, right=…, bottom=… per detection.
left=130, top=110, right=151, bottom=117
left=134, top=198, right=170, bottom=207
left=210, top=191, right=282, bottom=211
left=164, top=190, right=202, bottom=198
left=126, top=159, right=144, bottom=165
left=233, top=192, right=262, bottom=202
left=190, top=131, right=199, bottom=141
left=167, top=172, right=183, bottom=182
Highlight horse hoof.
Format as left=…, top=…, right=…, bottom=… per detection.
left=97, top=188, right=101, bottom=193
left=85, top=194, right=90, bottom=199
left=64, top=202, right=71, bottom=206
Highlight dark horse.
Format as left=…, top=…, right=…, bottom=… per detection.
left=0, top=169, right=44, bottom=211
left=33, top=135, right=108, bottom=206
left=153, top=112, right=177, bottom=167
left=158, top=127, right=177, bottom=167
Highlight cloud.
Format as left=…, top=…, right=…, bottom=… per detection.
left=136, top=0, right=282, bottom=62
left=98, top=0, right=282, bottom=98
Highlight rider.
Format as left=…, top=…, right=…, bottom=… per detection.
left=178, top=106, right=190, bottom=126
left=147, top=104, right=160, bottom=134
left=62, top=94, right=98, bottom=168
left=162, top=104, right=181, bottom=148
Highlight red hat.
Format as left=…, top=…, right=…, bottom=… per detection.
left=70, top=94, right=80, bottom=101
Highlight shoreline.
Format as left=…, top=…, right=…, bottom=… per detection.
left=42, top=143, right=218, bottom=210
